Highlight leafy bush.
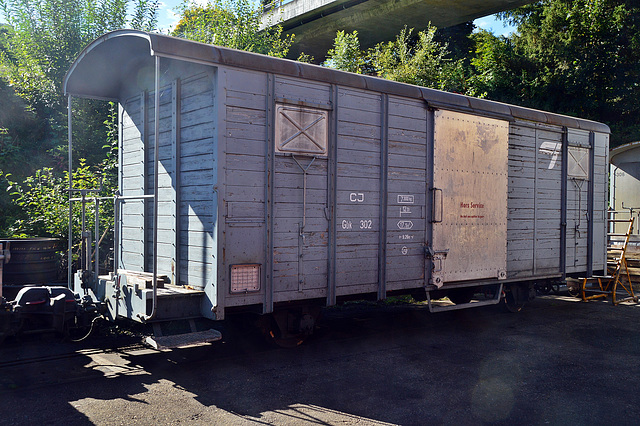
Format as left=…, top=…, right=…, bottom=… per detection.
left=0, top=103, right=118, bottom=270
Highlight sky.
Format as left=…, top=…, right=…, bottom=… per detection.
left=157, top=0, right=189, bottom=31
left=156, top=1, right=517, bottom=35
left=473, top=14, right=516, bottom=36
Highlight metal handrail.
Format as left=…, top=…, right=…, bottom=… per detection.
left=137, top=54, right=161, bottom=323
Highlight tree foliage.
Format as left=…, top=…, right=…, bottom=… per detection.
left=370, top=26, right=469, bottom=93
left=324, top=25, right=472, bottom=95
left=0, top=102, right=118, bottom=268
left=323, top=2, right=640, bottom=145
left=172, top=0, right=293, bottom=58
left=0, top=0, right=159, bottom=169
left=324, top=30, right=365, bottom=74
left=489, top=0, right=640, bottom=146
left=0, top=0, right=158, bottom=238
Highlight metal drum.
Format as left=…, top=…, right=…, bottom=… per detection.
left=1, top=238, right=63, bottom=285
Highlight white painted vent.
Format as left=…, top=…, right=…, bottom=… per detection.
left=275, top=103, right=328, bottom=156
left=230, top=264, right=261, bottom=293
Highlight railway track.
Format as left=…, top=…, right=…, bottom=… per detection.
left=0, top=342, right=146, bottom=370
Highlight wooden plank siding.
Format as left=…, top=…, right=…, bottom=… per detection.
left=334, top=87, right=382, bottom=297
left=178, top=73, right=216, bottom=289
left=221, top=69, right=269, bottom=307
left=385, top=96, right=427, bottom=291
left=120, top=94, right=146, bottom=272
left=271, top=76, right=330, bottom=302
left=114, top=59, right=608, bottom=319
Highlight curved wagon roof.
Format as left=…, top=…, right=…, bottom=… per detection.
left=610, top=141, right=640, bottom=167
left=64, top=29, right=610, bottom=134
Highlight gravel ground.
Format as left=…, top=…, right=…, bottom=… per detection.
left=1, top=293, right=640, bottom=425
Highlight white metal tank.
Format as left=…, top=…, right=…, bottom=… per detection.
left=610, top=142, right=640, bottom=251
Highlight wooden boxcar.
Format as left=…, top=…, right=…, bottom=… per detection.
left=64, top=30, right=609, bottom=340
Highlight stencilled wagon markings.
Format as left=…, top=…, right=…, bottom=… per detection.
left=341, top=220, right=353, bottom=230
left=400, top=206, right=412, bottom=216
left=397, top=220, right=414, bottom=230
left=539, top=142, right=562, bottom=169
left=359, top=219, right=373, bottom=229
left=340, top=219, right=374, bottom=230
left=397, top=195, right=415, bottom=204
left=349, top=192, right=365, bottom=203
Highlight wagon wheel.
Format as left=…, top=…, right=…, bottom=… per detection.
left=535, top=283, right=552, bottom=295
left=266, top=323, right=307, bottom=348
left=258, top=311, right=314, bottom=348
left=567, top=283, right=581, bottom=298
left=501, top=288, right=524, bottom=313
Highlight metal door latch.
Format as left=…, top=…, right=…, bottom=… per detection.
left=425, top=246, right=448, bottom=288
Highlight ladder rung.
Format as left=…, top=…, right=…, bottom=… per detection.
left=608, top=233, right=630, bottom=237
left=608, top=219, right=634, bottom=223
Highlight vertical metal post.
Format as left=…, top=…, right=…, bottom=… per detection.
left=94, top=197, right=100, bottom=284
left=292, top=155, right=316, bottom=293
left=377, top=94, right=389, bottom=301
left=114, top=105, right=124, bottom=275
left=67, top=96, right=74, bottom=289
left=327, top=85, right=338, bottom=307
left=172, top=78, right=182, bottom=285
left=139, top=55, right=160, bottom=321
left=264, top=73, right=275, bottom=314
left=150, top=55, right=160, bottom=319
left=81, top=191, right=87, bottom=271
left=560, top=127, right=568, bottom=278
left=425, top=105, right=435, bottom=286
left=113, top=196, right=120, bottom=276
left=141, top=90, right=148, bottom=270
left=533, top=125, right=539, bottom=274
left=587, top=131, right=595, bottom=277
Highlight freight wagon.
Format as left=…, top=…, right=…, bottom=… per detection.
left=62, top=30, right=609, bottom=346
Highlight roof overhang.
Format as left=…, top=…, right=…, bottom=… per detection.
left=63, top=30, right=610, bottom=135
left=64, top=31, right=157, bottom=101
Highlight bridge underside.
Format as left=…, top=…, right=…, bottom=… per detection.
left=262, top=0, right=532, bottom=62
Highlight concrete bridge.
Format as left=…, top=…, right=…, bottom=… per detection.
left=260, top=0, right=533, bottom=61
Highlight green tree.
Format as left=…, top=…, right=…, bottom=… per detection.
left=0, top=0, right=158, bottom=239
left=0, top=0, right=159, bottom=169
left=433, top=21, right=475, bottom=66
left=468, top=29, right=535, bottom=103
left=172, top=0, right=293, bottom=58
left=370, top=26, right=469, bottom=93
left=324, top=30, right=365, bottom=74
left=492, top=0, right=640, bottom=146
left=325, top=25, right=472, bottom=95
left=0, top=102, right=119, bottom=267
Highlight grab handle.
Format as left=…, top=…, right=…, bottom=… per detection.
left=431, top=187, right=443, bottom=223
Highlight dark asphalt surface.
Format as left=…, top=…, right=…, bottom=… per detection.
left=1, top=293, right=640, bottom=425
